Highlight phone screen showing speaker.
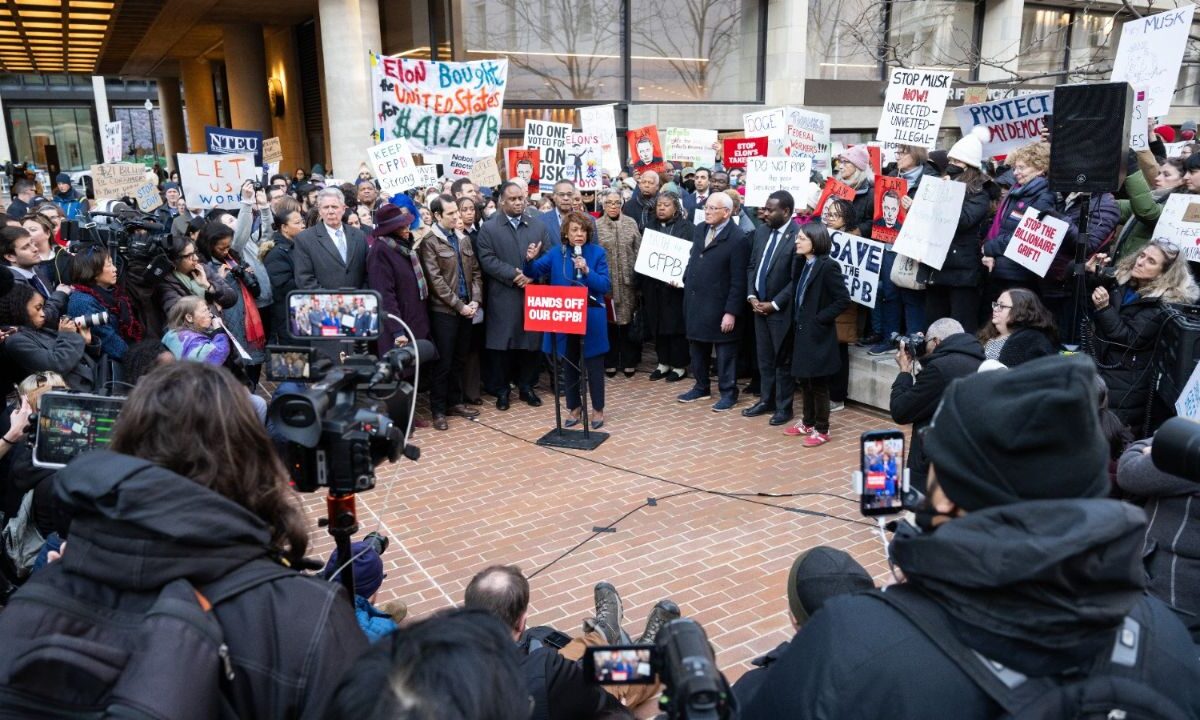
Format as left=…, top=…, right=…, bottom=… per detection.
left=287, top=291, right=380, bottom=341
left=860, top=430, right=905, bottom=516
left=33, top=392, right=124, bottom=469
left=582, top=646, right=656, bottom=685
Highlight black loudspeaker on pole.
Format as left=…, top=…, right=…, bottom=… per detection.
left=1048, top=82, right=1133, bottom=194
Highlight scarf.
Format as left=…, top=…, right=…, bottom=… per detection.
left=173, top=270, right=207, bottom=299
left=384, top=237, right=428, bottom=301
left=222, top=258, right=265, bottom=349
left=72, top=283, right=144, bottom=343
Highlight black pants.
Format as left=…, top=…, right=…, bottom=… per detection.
left=484, top=348, right=541, bottom=397
left=654, top=333, right=689, bottom=367
left=798, top=376, right=831, bottom=434
left=563, top=337, right=605, bottom=412
left=753, top=314, right=794, bottom=412
left=689, top=340, right=738, bottom=400
left=830, top=344, right=849, bottom=403
left=605, top=323, right=641, bottom=370
left=925, top=285, right=981, bottom=334
left=429, top=311, right=472, bottom=415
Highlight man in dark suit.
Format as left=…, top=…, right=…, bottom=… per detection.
left=681, top=167, right=711, bottom=216
left=743, top=191, right=799, bottom=425
left=475, top=181, right=548, bottom=411
left=292, top=187, right=367, bottom=290
left=677, top=192, right=750, bottom=412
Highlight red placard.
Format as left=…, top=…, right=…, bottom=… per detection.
left=524, top=285, right=589, bottom=335
left=506, top=147, right=541, bottom=193
left=813, top=177, right=856, bottom=215
left=722, top=137, right=768, bottom=169
left=871, top=175, right=908, bottom=244
left=867, top=145, right=882, bottom=177
left=627, top=125, right=666, bottom=175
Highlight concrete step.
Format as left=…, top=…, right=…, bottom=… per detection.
left=848, top=344, right=897, bottom=412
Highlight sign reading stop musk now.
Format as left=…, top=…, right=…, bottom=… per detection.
left=876, top=69, right=954, bottom=149
left=524, top=285, right=588, bottom=335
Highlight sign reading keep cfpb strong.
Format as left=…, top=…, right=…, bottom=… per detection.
left=524, top=285, right=589, bottom=335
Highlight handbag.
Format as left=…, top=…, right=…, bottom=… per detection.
left=835, top=304, right=859, bottom=344
left=628, top=308, right=645, bottom=345
left=890, top=253, right=927, bottom=291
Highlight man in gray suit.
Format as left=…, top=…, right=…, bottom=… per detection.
left=475, top=181, right=548, bottom=411
left=292, top=187, right=367, bottom=290
left=743, top=191, right=798, bottom=426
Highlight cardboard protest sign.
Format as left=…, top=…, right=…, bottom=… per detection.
left=743, top=156, right=812, bottom=208
left=1152, top=193, right=1200, bottom=262
left=524, top=120, right=571, bottom=185
left=1175, top=359, right=1200, bottom=419
left=205, top=126, right=263, bottom=167
left=90, top=163, right=148, bottom=201
left=664, top=128, right=717, bottom=166
left=367, top=138, right=420, bottom=196
left=871, top=176, right=908, bottom=244
left=785, top=107, right=832, bottom=173
left=723, top=137, right=767, bottom=169
left=101, top=121, right=122, bottom=164
left=262, top=137, right=283, bottom=165
left=963, top=86, right=989, bottom=106
left=372, top=53, right=508, bottom=157
left=813, top=177, right=856, bottom=215
left=1003, top=208, right=1069, bottom=278
left=133, top=182, right=163, bottom=212
left=743, top=108, right=787, bottom=157
left=876, top=69, right=954, bottom=149
left=506, top=147, right=541, bottom=192
left=829, top=230, right=885, bottom=308
left=954, top=92, right=1053, bottom=158
left=524, top=285, right=588, bottom=335
left=892, top=175, right=966, bottom=270
left=1111, top=4, right=1195, bottom=116
left=627, top=125, right=665, bottom=175
left=470, top=155, right=502, bottom=187
left=579, top=104, right=621, bottom=176
left=634, top=228, right=692, bottom=284
left=448, top=153, right=475, bottom=178
left=1130, top=89, right=1149, bottom=152
left=177, top=153, right=257, bottom=209
left=567, top=131, right=604, bottom=191
left=414, top=165, right=440, bottom=187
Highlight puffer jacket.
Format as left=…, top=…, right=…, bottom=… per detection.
left=982, top=176, right=1057, bottom=283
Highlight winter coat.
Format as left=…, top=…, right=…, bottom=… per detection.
left=997, top=326, right=1058, bottom=367
left=353, top=595, right=398, bottom=644
left=525, top=242, right=612, bottom=359
left=850, top=178, right=875, bottom=238
left=594, top=213, right=640, bottom=325
left=741, top=500, right=1200, bottom=719
left=367, top=236, right=430, bottom=353
left=264, top=232, right=298, bottom=342
left=0, top=326, right=96, bottom=391
left=419, top=224, right=482, bottom=316
left=642, top=213, right=690, bottom=337
left=983, top=176, right=1058, bottom=283
left=162, top=328, right=231, bottom=364
left=1113, top=170, right=1167, bottom=263
left=205, top=258, right=264, bottom=365
left=51, top=187, right=87, bottom=220
left=0, top=451, right=368, bottom=719
left=889, top=333, right=984, bottom=491
left=157, top=266, right=237, bottom=321
left=475, top=212, right=547, bottom=352
left=1117, top=438, right=1200, bottom=640
left=747, top=221, right=799, bottom=358
left=1090, top=287, right=1169, bottom=429
left=621, top=192, right=655, bottom=232
left=1040, top=193, right=1121, bottom=299
left=232, top=202, right=274, bottom=308
left=917, top=188, right=990, bottom=288
left=789, top=255, right=850, bottom=379
left=66, top=288, right=129, bottom=361
left=682, top=221, right=750, bottom=343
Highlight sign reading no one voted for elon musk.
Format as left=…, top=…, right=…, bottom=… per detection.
left=524, top=285, right=588, bottom=335
left=1002, top=208, right=1069, bottom=278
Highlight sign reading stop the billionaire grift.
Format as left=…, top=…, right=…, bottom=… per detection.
left=524, top=285, right=588, bottom=335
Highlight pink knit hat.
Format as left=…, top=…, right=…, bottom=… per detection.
left=839, top=145, right=870, bottom=172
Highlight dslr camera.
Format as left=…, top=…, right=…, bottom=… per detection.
left=890, top=331, right=927, bottom=360
left=1085, top=265, right=1119, bottom=294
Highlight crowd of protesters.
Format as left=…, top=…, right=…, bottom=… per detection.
left=0, top=110, right=1198, bottom=718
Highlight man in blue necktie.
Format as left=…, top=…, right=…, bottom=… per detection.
left=743, top=191, right=798, bottom=426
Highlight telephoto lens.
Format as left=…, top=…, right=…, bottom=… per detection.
left=71, top=311, right=110, bottom=329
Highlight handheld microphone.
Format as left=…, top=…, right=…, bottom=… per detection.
left=574, top=244, right=583, bottom=281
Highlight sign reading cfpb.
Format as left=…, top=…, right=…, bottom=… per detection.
left=524, top=285, right=588, bottom=335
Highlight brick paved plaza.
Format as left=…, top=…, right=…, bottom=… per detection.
left=302, top=368, right=899, bottom=682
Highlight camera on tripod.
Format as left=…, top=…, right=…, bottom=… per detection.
left=62, top=203, right=174, bottom=284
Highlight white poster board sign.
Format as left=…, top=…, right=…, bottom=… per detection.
left=829, top=230, right=885, bottom=308
left=414, top=165, right=440, bottom=187
left=579, top=104, right=622, bottom=176
left=1152, top=193, right=1200, bottom=262
left=524, top=120, right=572, bottom=184
left=954, top=92, right=1053, bottom=158
left=1111, top=4, right=1196, bottom=117
left=101, top=121, right=123, bottom=164
left=1002, top=207, right=1069, bottom=278
left=743, top=108, right=788, bottom=157
left=1130, top=89, right=1150, bottom=151
left=664, top=127, right=718, bottom=166
left=743, top=156, right=812, bottom=208
left=448, top=153, right=475, bottom=178
left=367, top=138, right=419, bottom=196
left=785, top=107, right=832, bottom=174
left=876, top=69, right=955, bottom=149
left=566, top=131, right=604, bottom=190
left=634, top=228, right=693, bottom=284
left=1175, top=361, right=1200, bottom=418
left=177, top=153, right=257, bottom=209
left=892, top=176, right=967, bottom=270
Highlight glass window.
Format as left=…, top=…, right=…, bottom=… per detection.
left=10, top=108, right=32, bottom=165
left=1019, top=6, right=1071, bottom=78
left=630, top=0, right=762, bottom=102
left=1067, top=8, right=1116, bottom=81
left=74, top=108, right=98, bottom=170
left=889, top=0, right=978, bottom=79
left=46, top=74, right=69, bottom=86
left=459, top=0, right=624, bottom=102
left=807, top=0, right=883, bottom=80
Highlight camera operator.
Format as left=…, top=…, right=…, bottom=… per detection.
left=742, top=355, right=1200, bottom=719
left=889, top=318, right=982, bottom=494
left=2, top=226, right=68, bottom=326
left=0, top=283, right=97, bottom=392
left=65, top=248, right=143, bottom=362
left=1085, top=241, right=1198, bottom=431
left=0, top=362, right=367, bottom=717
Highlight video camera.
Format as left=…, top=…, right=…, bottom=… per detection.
left=583, top=619, right=735, bottom=720
left=268, top=290, right=433, bottom=495
left=62, top=202, right=174, bottom=284
left=1085, top=265, right=1120, bottom=294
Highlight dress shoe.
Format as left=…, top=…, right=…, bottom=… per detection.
left=665, top=369, right=687, bottom=382
left=465, top=397, right=484, bottom=406
left=623, top=368, right=636, bottom=378
left=519, top=388, right=542, bottom=407
left=448, top=404, right=479, bottom=419
left=648, top=368, right=668, bottom=381
left=496, top=394, right=510, bottom=411
left=605, top=368, right=617, bottom=378
left=432, top=414, right=449, bottom=431
left=768, top=410, right=794, bottom=426
left=741, top=401, right=773, bottom=418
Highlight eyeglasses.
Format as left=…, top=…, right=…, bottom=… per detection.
left=181, top=251, right=199, bottom=260
left=991, top=301, right=1012, bottom=311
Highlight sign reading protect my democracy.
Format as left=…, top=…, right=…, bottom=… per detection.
left=954, top=92, right=1053, bottom=158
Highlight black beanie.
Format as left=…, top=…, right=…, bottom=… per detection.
left=787, top=547, right=875, bottom=624
left=923, top=354, right=1109, bottom=512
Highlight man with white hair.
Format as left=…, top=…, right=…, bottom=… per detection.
left=888, top=317, right=984, bottom=493
left=292, top=187, right=368, bottom=290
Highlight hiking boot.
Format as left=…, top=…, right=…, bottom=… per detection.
left=636, top=599, right=681, bottom=645
left=593, top=582, right=627, bottom=644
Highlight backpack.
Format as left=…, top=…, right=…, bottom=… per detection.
left=0, top=557, right=296, bottom=719
left=870, top=585, right=1191, bottom=720
left=1, top=491, right=43, bottom=579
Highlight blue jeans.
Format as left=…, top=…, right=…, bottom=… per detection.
left=871, top=251, right=901, bottom=340
left=897, top=288, right=926, bottom=335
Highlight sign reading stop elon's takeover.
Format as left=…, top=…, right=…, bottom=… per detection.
left=524, top=285, right=588, bottom=335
